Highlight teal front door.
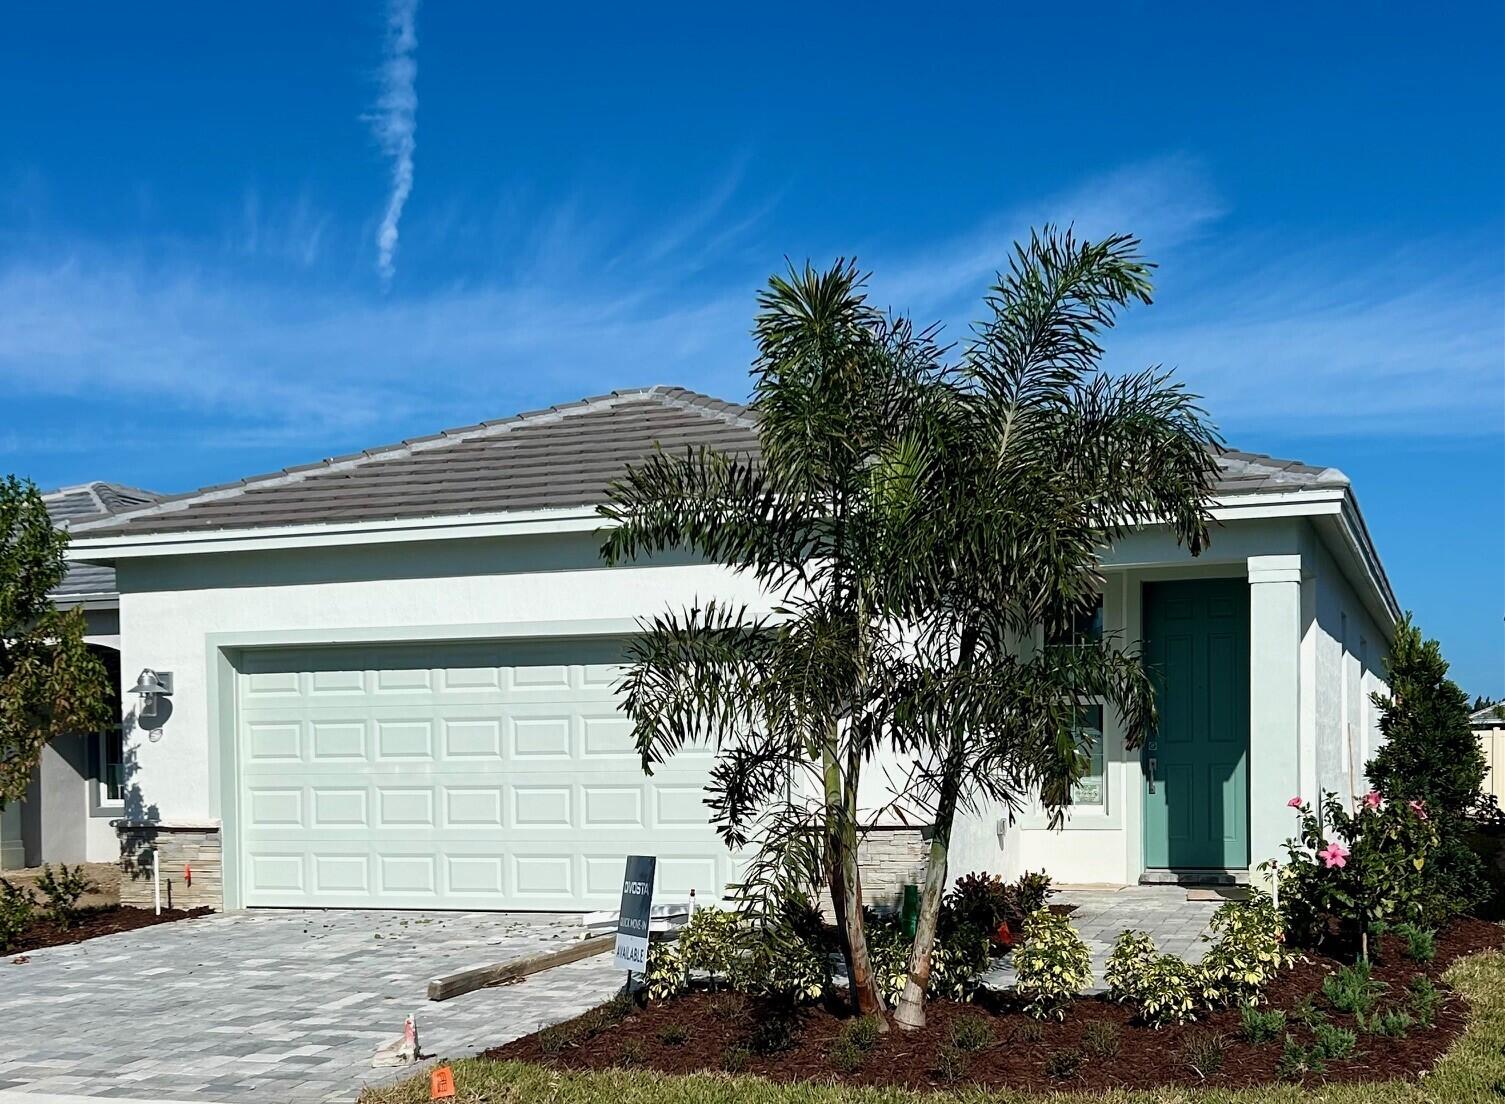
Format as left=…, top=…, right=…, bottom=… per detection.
left=1142, top=578, right=1250, bottom=871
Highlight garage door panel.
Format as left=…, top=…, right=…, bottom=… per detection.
left=245, top=721, right=303, bottom=762
left=510, top=714, right=574, bottom=758
left=512, top=853, right=574, bottom=897
left=378, top=854, right=437, bottom=895
left=511, top=785, right=571, bottom=827
left=443, top=718, right=502, bottom=758
left=235, top=638, right=732, bottom=909
left=311, top=787, right=369, bottom=827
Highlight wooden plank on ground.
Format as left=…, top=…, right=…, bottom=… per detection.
left=426, top=934, right=614, bottom=1002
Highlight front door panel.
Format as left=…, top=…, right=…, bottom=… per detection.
left=1142, top=579, right=1250, bottom=871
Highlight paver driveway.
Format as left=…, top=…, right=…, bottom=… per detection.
left=0, top=909, right=621, bottom=1103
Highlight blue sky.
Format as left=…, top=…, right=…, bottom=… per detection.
left=2, top=3, right=1501, bottom=694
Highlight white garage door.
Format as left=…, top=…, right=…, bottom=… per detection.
left=234, top=639, right=734, bottom=910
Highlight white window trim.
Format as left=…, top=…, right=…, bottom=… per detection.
left=1017, top=593, right=1123, bottom=830
left=89, top=725, right=125, bottom=817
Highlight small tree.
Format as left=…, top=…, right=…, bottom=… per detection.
left=1, top=476, right=112, bottom=803
left=600, top=262, right=939, bottom=1019
left=881, top=230, right=1221, bottom=1030
left=1366, top=614, right=1488, bottom=916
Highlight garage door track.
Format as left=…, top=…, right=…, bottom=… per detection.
left=0, top=909, right=620, bottom=1103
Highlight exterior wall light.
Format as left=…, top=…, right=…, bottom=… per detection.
left=130, top=668, right=173, bottom=723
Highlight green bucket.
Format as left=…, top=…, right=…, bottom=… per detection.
left=901, top=884, right=920, bottom=937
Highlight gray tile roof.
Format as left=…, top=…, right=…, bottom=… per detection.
left=1471, top=703, right=1504, bottom=727
left=71, top=385, right=1348, bottom=539
left=43, top=482, right=159, bottom=604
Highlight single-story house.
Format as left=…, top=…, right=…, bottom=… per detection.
left=66, top=386, right=1399, bottom=912
left=0, top=482, right=159, bottom=870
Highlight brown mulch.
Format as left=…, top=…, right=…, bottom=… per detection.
left=5, top=905, right=211, bottom=957
left=486, top=917, right=1504, bottom=1092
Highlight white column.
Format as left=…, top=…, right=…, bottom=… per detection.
left=1248, top=554, right=1304, bottom=875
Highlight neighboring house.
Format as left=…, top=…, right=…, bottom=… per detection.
left=66, top=387, right=1399, bottom=912
left=0, top=482, right=159, bottom=870
left=1473, top=702, right=1505, bottom=806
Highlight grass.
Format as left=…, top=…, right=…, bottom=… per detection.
left=359, top=949, right=1505, bottom=1104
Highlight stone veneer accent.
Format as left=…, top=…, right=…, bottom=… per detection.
left=816, top=825, right=932, bottom=919
left=856, top=826, right=931, bottom=910
left=117, top=823, right=223, bottom=911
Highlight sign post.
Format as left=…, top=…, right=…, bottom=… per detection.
left=612, top=855, right=656, bottom=987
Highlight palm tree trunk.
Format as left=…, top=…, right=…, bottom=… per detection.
left=894, top=628, right=977, bottom=1032
left=823, top=743, right=858, bottom=991
left=824, top=736, right=886, bottom=1021
left=892, top=740, right=962, bottom=1030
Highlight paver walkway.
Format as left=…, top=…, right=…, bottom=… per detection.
left=981, top=884, right=1224, bottom=993
left=0, top=909, right=621, bottom=1104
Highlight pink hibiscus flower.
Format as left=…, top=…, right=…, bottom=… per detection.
left=1320, top=841, right=1350, bottom=869
left=1287, top=796, right=1303, bottom=808
left=1363, top=790, right=1382, bottom=810
left=1409, top=800, right=1429, bottom=821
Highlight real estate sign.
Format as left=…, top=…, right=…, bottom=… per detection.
left=612, top=855, right=656, bottom=974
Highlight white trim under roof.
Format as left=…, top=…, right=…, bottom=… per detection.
left=67, top=484, right=1400, bottom=627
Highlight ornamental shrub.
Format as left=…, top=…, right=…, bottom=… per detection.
left=1278, top=791, right=1440, bottom=950
left=1105, top=931, right=1206, bottom=1025
left=944, top=872, right=1012, bottom=937
left=1132, top=953, right=1202, bottom=1027
left=1372, top=1008, right=1415, bottom=1037
left=1312, top=1021, right=1357, bottom=1060
left=677, top=906, right=738, bottom=987
left=1366, top=617, right=1488, bottom=920
left=947, top=1013, right=994, bottom=1052
left=1322, top=960, right=1384, bottom=1015
left=1081, top=1020, right=1121, bottom=1057
left=942, top=870, right=1053, bottom=950
left=1199, top=890, right=1297, bottom=1007
left=1012, top=907, right=1091, bottom=1021
left=0, top=879, right=34, bottom=952
left=1011, top=871, right=1053, bottom=920
left=867, top=910, right=990, bottom=1004
left=1240, top=1005, right=1287, bottom=1044
left=643, top=941, right=687, bottom=1000
left=1388, top=921, right=1437, bottom=963
left=733, top=916, right=829, bottom=1003
left=1407, top=975, right=1443, bottom=1026
left=35, top=863, right=95, bottom=930
left=1104, top=930, right=1158, bottom=1005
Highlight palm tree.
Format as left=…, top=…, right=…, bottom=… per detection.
left=599, top=260, right=943, bottom=1019
left=883, top=229, right=1223, bottom=1030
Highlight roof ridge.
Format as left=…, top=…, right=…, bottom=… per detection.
left=72, top=385, right=748, bottom=533
left=1215, top=446, right=1348, bottom=487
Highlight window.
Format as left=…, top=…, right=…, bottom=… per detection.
left=1046, top=595, right=1108, bottom=809
left=90, top=726, right=124, bottom=813
left=1048, top=594, right=1104, bottom=647
left=1071, top=704, right=1106, bottom=806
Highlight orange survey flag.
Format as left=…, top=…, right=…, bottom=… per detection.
left=429, top=1066, right=456, bottom=1100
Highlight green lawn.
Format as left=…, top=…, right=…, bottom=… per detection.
left=360, top=951, right=1505, bottom=1104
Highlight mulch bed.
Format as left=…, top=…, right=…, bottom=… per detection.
left=6, top=905, right=211, bottom=957
left=487, top=916, right=1504, bottom=1092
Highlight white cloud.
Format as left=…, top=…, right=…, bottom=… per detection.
left=0, top=157, right=1497, bottom=476
left=867, top=156, right=1226, bottom=322
left=1105, top=254, right=1505, bottom=436
left=372, top=0, right=419, bottom=286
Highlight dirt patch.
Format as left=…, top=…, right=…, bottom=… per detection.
left=485, top=917, right=1503, bottom=1092
left=6, top=905, right=211, bottom=957
left=2, top=863, right=120, bottom=909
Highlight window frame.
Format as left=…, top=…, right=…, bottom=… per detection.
left=1018, top=591, right=1120, bottom=828
left=89, top=725, right=125, bottom=817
